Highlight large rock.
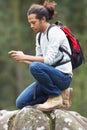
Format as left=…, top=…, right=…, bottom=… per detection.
left=0, top=106, right=87, bottom=130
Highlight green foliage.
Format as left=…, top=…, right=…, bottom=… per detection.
left=0, top=0, right=87, bottom=117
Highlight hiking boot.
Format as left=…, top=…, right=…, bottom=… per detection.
left=61, top=87, right=73, bottom=110
left=36, top=95, right=63, bottom=112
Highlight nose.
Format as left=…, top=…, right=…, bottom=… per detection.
left=30, top=24, right=34, bottom=29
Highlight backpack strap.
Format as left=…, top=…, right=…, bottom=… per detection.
left=38, top=24, right=55, bottom=45
left=46, top=24, right=56, bottom=41
left=50, top=46, right=71, bottom=67
left=38, top=32, right=42, bottom=45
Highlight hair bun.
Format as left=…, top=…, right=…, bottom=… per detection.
left=43, top=1, right=56, bottom=20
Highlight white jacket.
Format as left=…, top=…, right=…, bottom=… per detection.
left=36, top=25, right=73, bottom=76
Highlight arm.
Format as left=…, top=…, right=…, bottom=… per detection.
left=8, top=50, right=44, bottom=64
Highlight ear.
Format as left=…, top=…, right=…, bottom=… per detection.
left=41, top=16, right=46, bottom=22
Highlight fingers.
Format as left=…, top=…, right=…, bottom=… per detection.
left=8, top=50, right=18, bottom=55
left=8, top=50, right=24, bottom=55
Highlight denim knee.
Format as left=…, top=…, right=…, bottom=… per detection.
left=16, top=98, right=23, bottom=109
left=29, top=62, right=41, bottom=74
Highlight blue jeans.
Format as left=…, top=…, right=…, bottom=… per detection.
left=16, top=62, right=72, bottom=109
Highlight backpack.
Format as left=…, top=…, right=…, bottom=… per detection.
left=38, top=21, right=85, bottom=69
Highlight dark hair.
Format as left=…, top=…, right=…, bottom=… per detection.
left=27, top=1, right=56, bottom=21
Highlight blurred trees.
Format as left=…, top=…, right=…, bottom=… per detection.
left=0, top=0, right=87, bottom=117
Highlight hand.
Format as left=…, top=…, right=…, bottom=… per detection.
left=8, top=50, right=25, bottom=62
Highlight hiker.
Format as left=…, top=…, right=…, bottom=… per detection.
left=8, top=1, right=73, bottom=111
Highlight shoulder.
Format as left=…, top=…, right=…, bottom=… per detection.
left=48, top=25, right=66, bottom=38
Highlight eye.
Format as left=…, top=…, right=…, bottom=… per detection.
left=31, top=21, right=36, bottom=25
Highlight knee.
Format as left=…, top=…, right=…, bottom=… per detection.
left=29, top=62, right=41, bottom=73
left=16, top=98, right=23, bottom=109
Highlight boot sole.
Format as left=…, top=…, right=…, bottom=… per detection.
left=37, top=104, right=62, bottom=112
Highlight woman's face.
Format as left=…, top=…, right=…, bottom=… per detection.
left=28, top=13, right=46, bottom=33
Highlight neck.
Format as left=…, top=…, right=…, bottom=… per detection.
left=42, top=23, right=50, bottom=32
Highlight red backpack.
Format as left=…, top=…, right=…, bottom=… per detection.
left=38, top=21, right=85, bottom=69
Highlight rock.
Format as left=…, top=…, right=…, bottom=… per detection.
left=0, top=110, right=18, bottom=130
left=0, top=106, right=87, bottom=130
left=51, top=109, right=87, bottom=130
left=11, top=107, right=50, bottom=130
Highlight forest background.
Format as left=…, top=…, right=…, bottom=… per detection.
left=0, top=0, right=87, bottom=117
